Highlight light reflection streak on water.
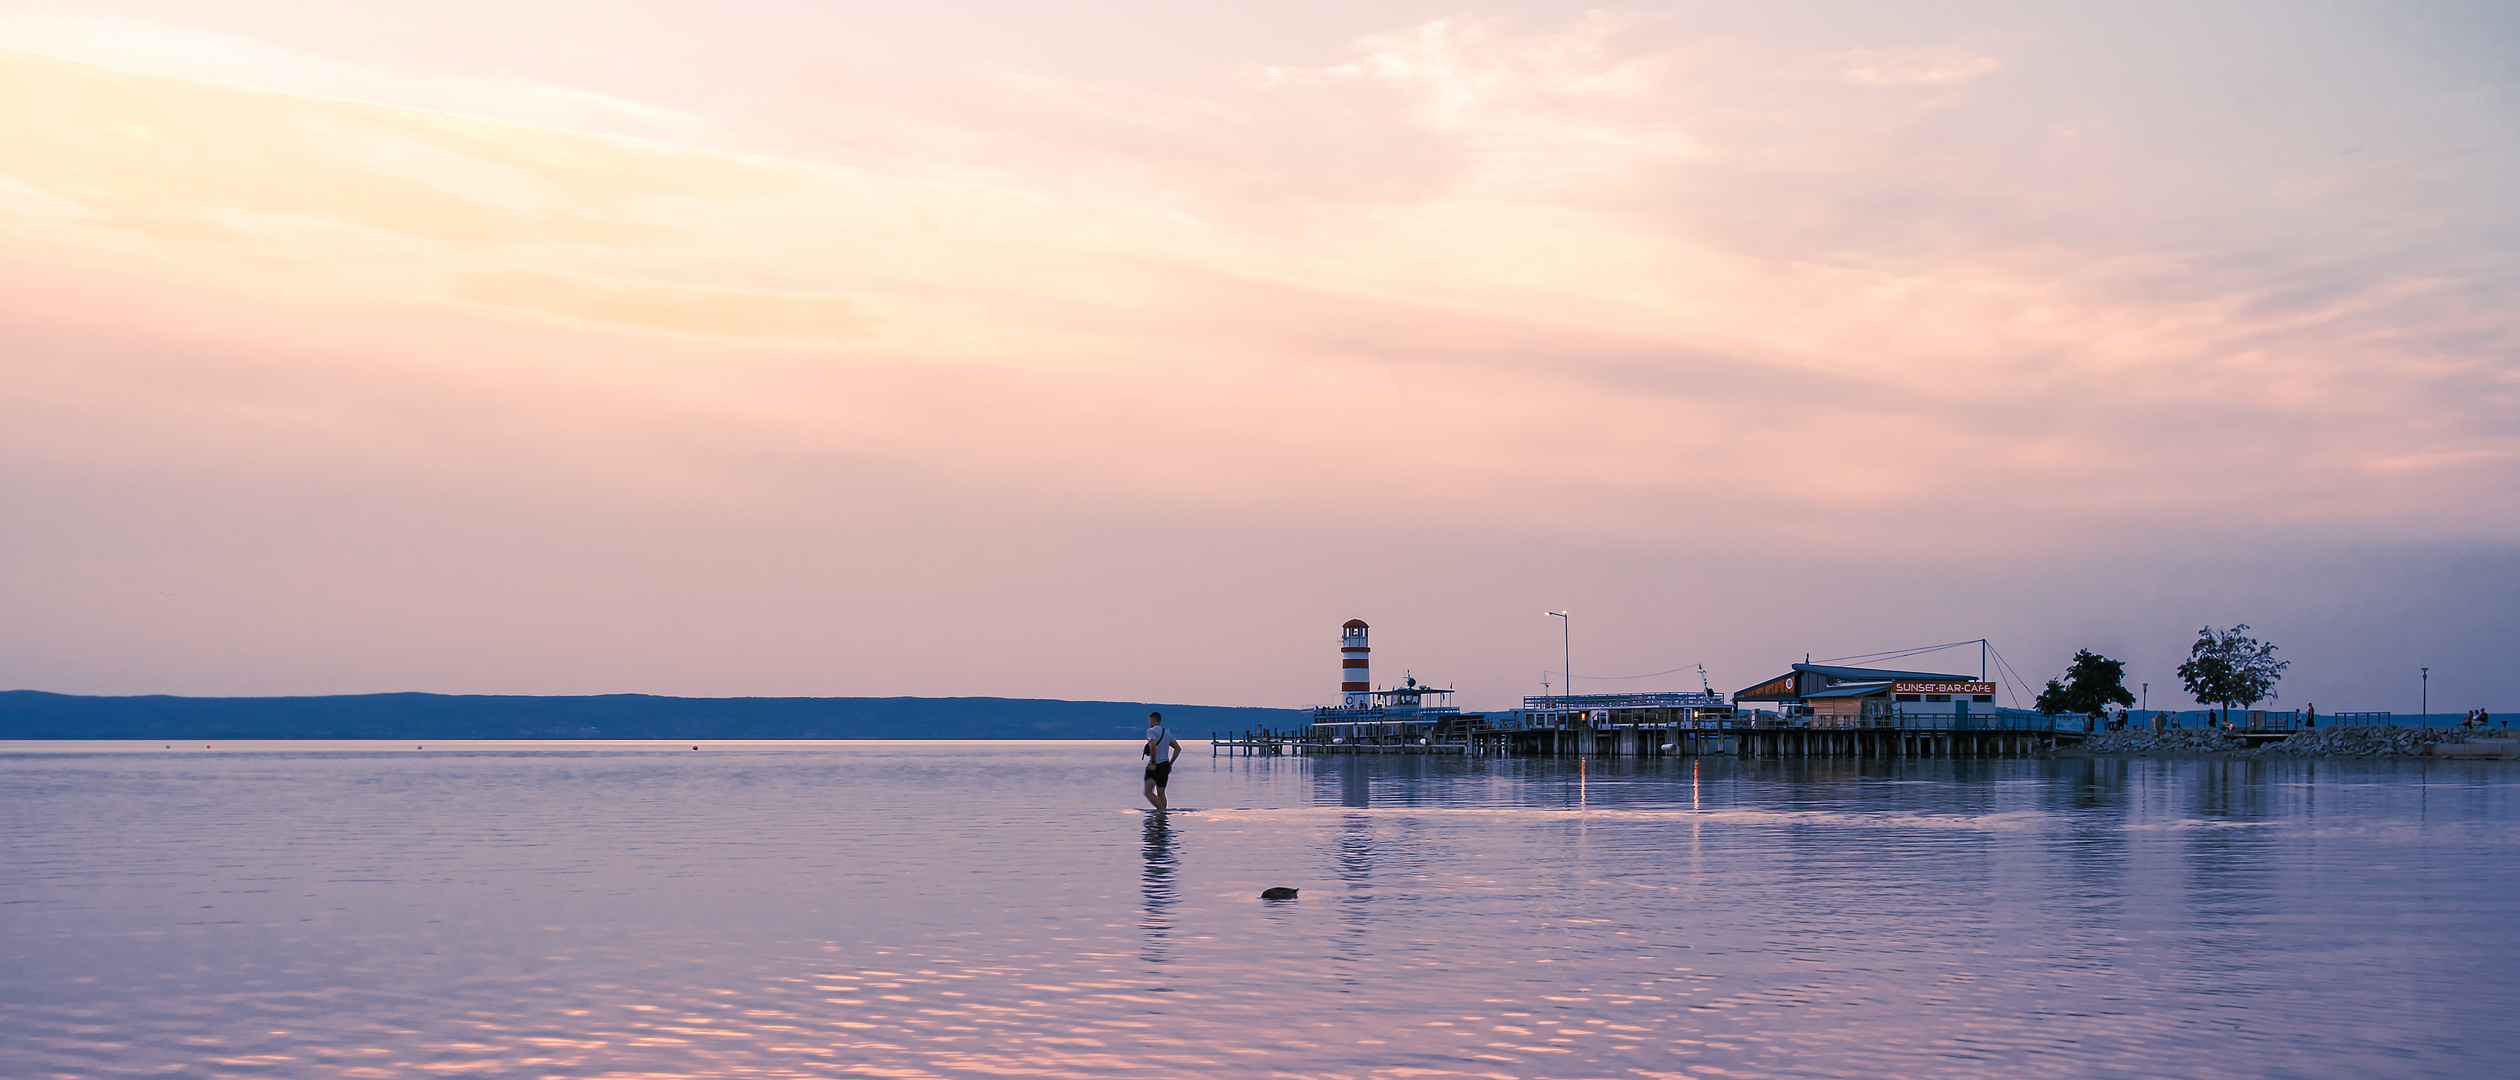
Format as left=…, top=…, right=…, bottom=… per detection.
left=1, top=743, right=2516, bottom=1078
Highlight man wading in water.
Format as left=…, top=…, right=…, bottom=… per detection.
left=1142, top=711, right=1181, bottom=811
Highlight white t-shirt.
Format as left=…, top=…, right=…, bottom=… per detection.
left=1144, top=726, right=1179, bottom=764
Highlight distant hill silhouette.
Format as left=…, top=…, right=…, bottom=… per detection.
left=0, top=691, right=1303, bottom=741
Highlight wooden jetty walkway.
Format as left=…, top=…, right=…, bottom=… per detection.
left=1472, top=722, right=2074, bottom=759
left=1215, top=721, right=2084, bottom=759
left=1212, top=730, right=1296, bottom=756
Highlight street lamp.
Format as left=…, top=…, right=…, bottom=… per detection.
left=2422, top=667, right=2429, bottom=727
left=1546, top=611, right=1571, bottom=712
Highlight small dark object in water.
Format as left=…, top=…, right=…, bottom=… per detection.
left=1260, top=887, right=1299, bottom=900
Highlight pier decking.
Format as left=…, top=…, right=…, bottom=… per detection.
left=1220, top=718, right=2087, bottom=759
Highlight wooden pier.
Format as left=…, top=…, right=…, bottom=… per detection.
left=1212, top=729, right=1297, bottom=756
left=1218, top=721, right=2081, bottom=759
left=1467, top=723, right=2071, bottom=759
left=1723, top=726, right=2070, bottom=758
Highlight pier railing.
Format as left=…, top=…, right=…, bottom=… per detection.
left=1260, top=705, right=2468, bottom=760
left=1518, top=692, right=1729, bottom=711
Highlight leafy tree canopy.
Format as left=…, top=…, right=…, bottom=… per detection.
left=2176, top=624, right=2289, bottom=723
left=2035, top=649, right=2137, bottom=717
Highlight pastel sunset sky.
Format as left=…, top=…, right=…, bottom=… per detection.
left=4, top=1, right=2514, bottom=712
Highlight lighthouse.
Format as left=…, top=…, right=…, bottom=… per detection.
left=1341, top=619, right=1371, bottom=706
left=1305, top=619, right=1461, bottom=742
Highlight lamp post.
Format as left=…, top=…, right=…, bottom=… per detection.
left=2421, top=667, right=2429, bottom=727
left=1546, top=611, right=1571, bottom=713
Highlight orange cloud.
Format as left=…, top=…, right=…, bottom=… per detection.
left=451, top=271, right=869, bottom=341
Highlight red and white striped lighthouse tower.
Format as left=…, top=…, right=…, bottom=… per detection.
left=1340, top=619, right=1371, bottom=706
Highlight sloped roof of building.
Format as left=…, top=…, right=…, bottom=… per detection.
left=1734, top=662, right=1982, bottom=701
left=1803, top=681, right=1896, bottom=699
left=1793, top=663, right=1974, bottom=682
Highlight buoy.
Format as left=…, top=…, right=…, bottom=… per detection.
left=1260, top=887, right=1299, bottom=900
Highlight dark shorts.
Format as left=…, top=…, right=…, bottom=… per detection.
left=1145, top=760, right=1173, bottom=786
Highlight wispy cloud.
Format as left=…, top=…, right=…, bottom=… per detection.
left=0, top=5, right=2512, bottom=700
left=0, top=11, right=709, bottom=140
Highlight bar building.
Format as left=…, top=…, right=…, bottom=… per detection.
left=1733, top=663, right=1998, bottom=728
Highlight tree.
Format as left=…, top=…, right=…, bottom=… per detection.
left=2035, top=649, right=2137, bottom=720
left=2176, top=625, right=2289, bottom=726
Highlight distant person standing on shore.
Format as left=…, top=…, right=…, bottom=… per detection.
left=1142, top=711, right=1181, bottom=811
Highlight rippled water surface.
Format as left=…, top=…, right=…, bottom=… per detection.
left=5, top=741, right=2517, bottom=1078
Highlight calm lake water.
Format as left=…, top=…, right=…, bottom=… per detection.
left=4, top=741, right=2516, bottom=1079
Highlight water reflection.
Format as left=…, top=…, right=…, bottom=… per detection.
left=1138, top=813, right=1176, bottom=966
left=9, top=744, right=2520, bottom=1080
left=1333, top=754, right=1373, bottom=807
left=1316, top=753, right=1455, bottom=809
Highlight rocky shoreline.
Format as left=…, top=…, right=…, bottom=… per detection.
left=2066, top=724, right=2517, bottom=759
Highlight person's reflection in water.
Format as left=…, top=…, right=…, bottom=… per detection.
left=1139, top=814, right=1178, bottom=967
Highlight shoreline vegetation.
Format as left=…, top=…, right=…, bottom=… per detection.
left=2066, top=724, right=2517, bottom=759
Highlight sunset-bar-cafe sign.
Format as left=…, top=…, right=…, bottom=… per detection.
left=1894, top=682, right=1997, bottom=695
